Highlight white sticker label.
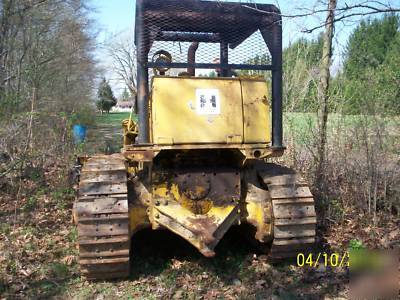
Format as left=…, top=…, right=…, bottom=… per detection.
left=196, top=89, right=220, bottom=115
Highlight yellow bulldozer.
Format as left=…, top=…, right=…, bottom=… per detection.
left=73, top=0, right=316, bottom=280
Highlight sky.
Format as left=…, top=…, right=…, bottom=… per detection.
left=89, top=0, right=397, bottom=96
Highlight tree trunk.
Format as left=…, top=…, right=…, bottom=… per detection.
left=316, top=0, right=337, bottom=188
left=26, top=87, right=37, bottom=152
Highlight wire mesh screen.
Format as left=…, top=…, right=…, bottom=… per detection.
left=137, top=0, right=278, bottom=76
left=148, top=31, right=271, bottom=66
left=229, top=31, right=271, bottom=65
left=148, top=30, right=271, bottom=75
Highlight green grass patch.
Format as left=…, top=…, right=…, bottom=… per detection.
left=95, top=112, right=135, bottom=127
left=284, top=112, right=400, bottom=147
left=81, top=112, right=138, bottom=155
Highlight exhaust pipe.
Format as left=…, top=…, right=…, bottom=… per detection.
left=187, top=42, right=199, bottom=76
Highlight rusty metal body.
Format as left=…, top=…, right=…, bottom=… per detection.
left=73, top=0, right=317, bottom=280
left=122, top=148, right=315, bottom=260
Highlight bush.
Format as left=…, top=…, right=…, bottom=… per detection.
left=282, top=113, right=400, bottom=224
left=69, top=106, right=96, bottom=127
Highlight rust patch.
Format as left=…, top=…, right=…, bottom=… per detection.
left=181, top=194, right=212, bottom=215
left=123, top=150, right=155, bottom=162
left=188, top=216, right=218, bottom=245
left=179, top=176, right=211, bottom=200
left=152, top=168, right=240, bottom=215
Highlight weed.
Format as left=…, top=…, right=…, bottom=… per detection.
left=22, top=196, right=38, bottom=212
left=74, top=142, right=86, bottom=155
left=47, top=262, right=69, bottom=279
left=35, top=187, right=48, bottom=197
left=348, top=239, right=364, bottom=250
left=23, top=241, right=37, bottom=252
left=68, top=227, right=78, bottom=243
left=0, top=223, right=11, bottom=235
left=328, top=199, right=344, bottom=221
left=51, top=188, right=74, bottom=209
left=56, top=199, right=67, bottom=210
left=7, top=260, right=18, bottom=275
left=159, top=269, right=178, bottom=288
left=51, top=187, right=74, bottom=200
left=41, top=282, right=56, bottom=292
left=25, top=167, right=44, bottom=182
left=21, top=226, right=39, bottom=236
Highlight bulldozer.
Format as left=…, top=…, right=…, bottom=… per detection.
left=73, top=0, right=316, bottom=280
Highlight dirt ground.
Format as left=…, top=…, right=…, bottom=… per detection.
left=0, top=192, right=351, bottom=299
left=3, top=188, right=399, bottom=299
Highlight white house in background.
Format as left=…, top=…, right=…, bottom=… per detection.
left=112, top=97, right=136, bottom=112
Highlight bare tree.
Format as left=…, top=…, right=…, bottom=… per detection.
left=0, top=0, right=96, bottom=187
left=315, top=0, right=337, bottom=188
left=243, top=1, right=399, bottom=33
left=107, top=35, right=137, bottom=111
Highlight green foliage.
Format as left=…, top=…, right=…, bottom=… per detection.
left=22, top=196, right=38, bottom=212
left=96, top=78, right=117, bottom=113
left=285, top=34, right=324, bottom=68
left=7, top=260, right=18, bottom=276
left=342, top=14, right=400, bottom=115
left=0, top=223, right=11, bottom=235
left=47, top=263, right=69, bottom=279
left=51, top=187, right=74, bottom=210
left=283, top=34, right=324, bottom=112
left=0, top=92, right=23, bottom=118
left=208, top=70, right=218, bottom=78
left=74, top=142, right=86, bottom=156
left=349, top=239, right=364, bottom=250
left=237, top=34, right=323, bottom=113
left=239, top=53, right=271, bottom=78
left=0, top=0, right=96, bottom=200
left=344, top=14, right=399, bottom=79
left=328, top=199, right=345, bottom=221
left=68, top=227, right=78, bottom=243
left=69, top=105, right=96, bottom=127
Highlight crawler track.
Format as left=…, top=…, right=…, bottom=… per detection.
left=259, top=164, right=316, bottom=260
left=74, top=155, right=130, bottom=280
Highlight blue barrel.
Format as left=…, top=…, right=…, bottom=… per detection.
left=73, top=124, right=87, bottom=144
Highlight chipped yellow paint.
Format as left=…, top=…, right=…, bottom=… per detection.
left=241, top=79, right=271, bottom=143
left=153, top=182, right=180, bottom=200
left=155, top=204, right=237, bottom=228
left=207, top=205, right=237, bottom=219
left=154, top=201, right=239, bottom=255
left=122, top=119, right=138, bottom=146
left=153, top=183, right=169, bottom=198
left=151, top=76, right=272, bottom=145
left=153, top=182, right=212, bottom=215
left=244, top=200, right=272, bottom=242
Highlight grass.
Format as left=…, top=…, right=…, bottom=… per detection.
left=79, top=112, right=136, bottom=155
left=95, top=112, right=134, bottom=127
left=284, top=112, right=400, bottom=149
